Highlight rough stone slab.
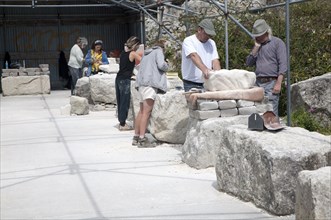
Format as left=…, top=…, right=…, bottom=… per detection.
left=149, top=90, right=189, bottom=144
left=238, top=106, right=257, bottom=115
left=70, top=96, right=89, bottom=115
left=216, top=124, right=331, bottom=215
left=2, top=69, right=13, bottom=73
left=204, top=69, right=256, bottom=91
left=190, top=109, right=220, bottom=120
left=27, top=72, right=36, bottom=76
left=237, top=100, right=255, bottom=107
left=60, top=104, right=71, bottom=115
left=296, top=166, right=331, bottom=220
left=1, top=75, right=50, bottom=96
left=198, top=100, right=219, bottom=110
left=218, top=100, right=237, bottom=109
left=1, top=72, right=10, bottom=77
left=182, top=116, right=248, bottom=169
left=291, top=73, right=331, bottom=128
left=90, top=74, right=116, bottom=104
left=75, top=77, right=92, bottom=104
left=220, top=108, right=238, bottom=117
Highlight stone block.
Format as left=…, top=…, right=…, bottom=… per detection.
left=237, top=100, right=255, bottom=107
left=90, top=74, right=116, bottom=104
left=27, top=72, right=36, bottom=76
left=25, top=68, right=40, bottom=72
left=238, top=106, right=257, bottom=115
left=60, top=104, right=71, bottom=115
left=254, top=96, right=269, bottom=105
left=255, top=103, right=273, bottom=113
left=39, top=64, right=49, bottom=68
left=198, top=100, right=219, bottom=110
left=216, top=124, right=331, bottom=215
left=182, top=116, right=248, bottom=169
left=149, top=90, right=189, bottom=144
left=70, top=96, right=89, bottom=115
left=1, top=72, right=10, bottom=77
left=18, top=71, right=27, bottom=76
left=220, top=108, right=238, bottom=117
left=189, top=109, right=220, bottom=120
left=296, top=166, right=331, bottom=220
left=204, top=69, right=256, bottom=91
left=1, top=75, right=51, bottom=96
left=9, top=72, right=18, bottom=77
left=218, top=100, right=237, bottom=109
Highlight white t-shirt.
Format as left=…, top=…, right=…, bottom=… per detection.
left=181, top=34, right=219, bottom=83
left=68, top=44, right=84, bottom=69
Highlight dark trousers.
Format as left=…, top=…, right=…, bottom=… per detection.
left=183, top=79, right=204, bottom=92
left=115, top=78, right=131, bottom=126
left=69, top=66, right=82, bottom=95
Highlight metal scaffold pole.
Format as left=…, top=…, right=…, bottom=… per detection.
left=224, top=0, right=229, bottom=69
left=286, top=0, right=291, bottom=126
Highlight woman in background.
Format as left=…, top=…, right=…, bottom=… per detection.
left=68, top=37, right=88, bottom=95
left=85, top=40, right=109, bottom=76
left=115, top=36, right=142, bottom=131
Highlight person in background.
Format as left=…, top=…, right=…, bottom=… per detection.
left=85, top=40, right=109, bottom=76
left=68, top=37, right=88, bottom=95
left=58, top=51, right=70, bottom=90
left=115, top=36, right=142, bottom=131
left=133, top=39, right=169, bottom=148
left=246, top=19, right=287, bottom=116
left=181, top=18, right=221, bottom=92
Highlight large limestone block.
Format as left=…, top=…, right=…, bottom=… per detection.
left=2, top=75, right=50, bottom=96
left=70, top=96, right=89, bottom=115
left=291, top=73, right=331, bottom=128
left=149, top=90, right=189, bottom=144
left=296, top=167, right=331, bottom=220
left=90, top=74, right=116, bottom=104
left=295, top=166, right=331, bottom=220
left=75, top=77, right=92, bottom=104
left=204, top=69, right=256, bottom=91
left=182, top=116, right=248, bottom=169
left=216, top=125, right=331, bottom=215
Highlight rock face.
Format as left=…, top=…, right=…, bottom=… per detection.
left=204, top=69, right=256, bottom=91
left=75, top=77, right=92, bottom=103
left=148, top=90, right=189, bottom=144
left=215, top=125, right=331, bottom=215
left=70, top=96, right=89, bottom=115
left=291, top=73, right=331, bottom=128
left=89, top=74, right=116, bottom=104
left=295, top=166, right=331, bottom=220
left=2, top=75, right=50, bottom=96
left=182, top=116, right=248, bottom=169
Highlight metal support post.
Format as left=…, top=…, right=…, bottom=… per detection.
left=224, top=0, right=229, bottom=69
left=286, top=0, right=291, bottom=126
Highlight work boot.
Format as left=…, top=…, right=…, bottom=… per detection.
left=132, top=136, right=139, bottom=146
left=119, top=124, right=133, bottom=131
left=137, top=137, right=155, bottom=148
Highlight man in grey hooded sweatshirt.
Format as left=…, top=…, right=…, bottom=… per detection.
left=133, top=40, right=169, bottom=148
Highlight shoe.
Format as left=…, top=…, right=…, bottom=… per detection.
left=119, top=124, right=133, bottom=131
left=137, top=137, right=155, bottom=148
left=132, top=136, right=139, bottom=146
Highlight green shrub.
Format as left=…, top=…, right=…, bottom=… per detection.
left=290, top=108, right=331, bottom=135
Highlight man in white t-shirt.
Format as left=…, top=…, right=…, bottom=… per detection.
left=181, top=19, right=221, bottom=91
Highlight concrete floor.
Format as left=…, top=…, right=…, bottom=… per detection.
left=0, top=91, right=294, bottom=220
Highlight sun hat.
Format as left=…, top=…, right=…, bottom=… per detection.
left=198, top=19, right=216, bottom=36
left=252, top=19, right=270, bottom=37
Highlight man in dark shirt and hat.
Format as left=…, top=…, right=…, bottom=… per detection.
left=246, top=19, right=287, bottom=116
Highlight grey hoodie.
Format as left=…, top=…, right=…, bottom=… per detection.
left=136, top=46, right=169, bottom=93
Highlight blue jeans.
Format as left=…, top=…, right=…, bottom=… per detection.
left=256, top=79, right=279, bottom=116
left=183, top=80, right=204, bottom=92
left=69, top=66, right=82, bottom=95
left=115, top=78, right=131, bottom=126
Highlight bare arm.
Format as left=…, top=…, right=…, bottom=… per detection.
left=212, top=59, right=221, bottom=70
left=273, top=74, right=284, bottom=94
left=189, top=52, right=210, bottom=79
left=129, top=51, right=142, bottom=63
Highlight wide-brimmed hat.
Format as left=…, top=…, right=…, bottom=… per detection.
left=198, top=19, right=216, bottom=36
left=252, top=19, right=270, bottom=37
